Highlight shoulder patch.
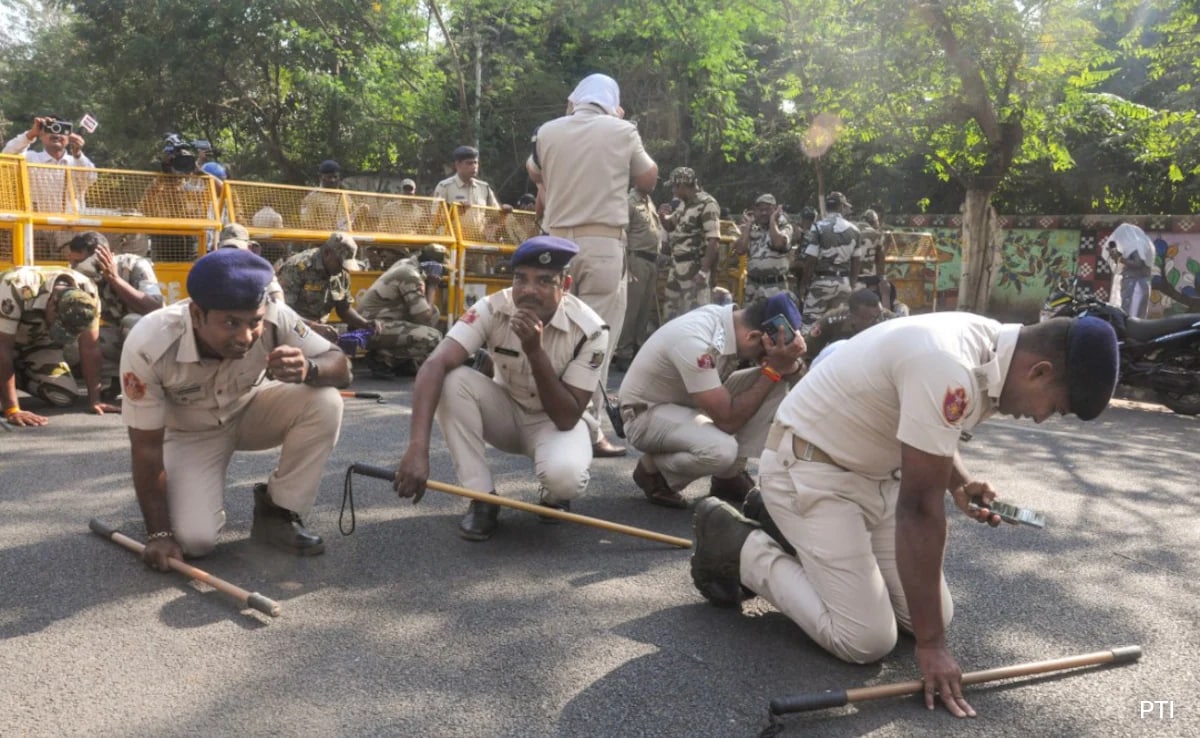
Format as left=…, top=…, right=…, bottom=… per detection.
left=943, top=387, right=968, bottom=424
left=697, top=353, right=715, bottom=370
left=588, top=351, right=604, bottom=369
left=294, top=321, right=309, bottom=338
left=460, top=309, right=479, bottom=325
left=1, top=298, right=13, bottom=316
left=122, top=372, right=147, bottom=401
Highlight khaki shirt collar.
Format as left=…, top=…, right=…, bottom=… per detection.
left=983, top=324, right=1021, bottom=407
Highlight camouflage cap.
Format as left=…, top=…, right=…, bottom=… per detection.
left=322, top=232, right=360, bottom=272
left=825, top=191, right=851, bottom=209
left=219, top=223, right=250, bottom=242
left=50, top=288, right=99, bottom=345
left=670, top=166, right=698, bottom=186
left=755, top=194, right=777, bottom=206
left=418, top=243, right=448, bottom=263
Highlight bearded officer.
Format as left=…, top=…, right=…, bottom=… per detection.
left=0, top=265, right=110, bottom=426
left=526, top=72, right=659, bottom=458
left=394, top=236, right=608, bottom=541
left=120, top=249, right=351, bottom=569
left=618, top=293, right=806, bottom=508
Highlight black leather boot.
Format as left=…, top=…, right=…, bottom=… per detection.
left=742, top=488, right=795, bottom=556
left=251, top=484, right=325, bottom=556
left=459, top=494, right=501, bottom=541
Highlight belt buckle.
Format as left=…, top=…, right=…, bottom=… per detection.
left=798, top=441, right=816, bottom=462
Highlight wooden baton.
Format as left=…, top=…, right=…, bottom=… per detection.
left=769, top=646, right=1143, bottom=715
left=349, top=463, right=692, bottom=549
left=88, top=518, right=282, bottom=617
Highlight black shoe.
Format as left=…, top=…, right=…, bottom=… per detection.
left=691, top=497, right=759, bottom=608
left=459, top=495, right=501, bottom=541
left=251, top=483, right=325, bottom=556
left=537, top=498, right=570, bottom=524
left=709, top=470, right=755, bottom=505
left=742, top=488, right=796, bottom=556
left=100, top=377, right=122, bottom=402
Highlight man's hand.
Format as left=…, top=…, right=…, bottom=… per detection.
left=266, top=345, right=308, bottom=383
left=916, top=643, right=976, bottom=717
left=511, top=308, right=544, bottom=355
left=658, top=203, right=673, bottom=219
left=94, top=242, right=117, bottom=281
left=309, top=321, right=340, bottom=343
left=27, top=116, right=48, bottom=140
left=950, top=481, right=1003, bottom=526
left=142, top=536, right=183, bottom=572
left=89, top=401, right=120, bottom=416
left=761, top=328, right=807, bottom=374
left=393, top=446, right=429, bottom=503
left=7, top=408, right=48, bottom=426
left=66, top=133, right=85, bottom=156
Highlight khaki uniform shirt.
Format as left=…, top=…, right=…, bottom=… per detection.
left=276, top=248, right=352, bottom=322
left=775, top=313, right=1018, bottom=480
left=0, top=266, right=99, bottom=347
left=627, top=190, right=661, bottom=254
left=120, top=300, right=334, bottom=433
left=299, top=189, right=344, bottom=230
left=358, top=256, right=429, bottom=320
left=95, top=254, right=162, bottom=323
left=530, top=106, right=655, bottom=229
left=668, top=191, right=721, bottom=259
left=619, top=304, right=740, bottom=408
left=446, top=289, right=607, bottom=414
left=432, top=175, right=499, bottom=209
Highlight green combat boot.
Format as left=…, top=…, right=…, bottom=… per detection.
left=251, top=484, right=325, bottom=556
left=690, top=497, right=760, bottom=607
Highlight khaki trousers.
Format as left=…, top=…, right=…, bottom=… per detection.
left=624, top=368, right=785, bottom=490
left=615, top=251, right=658, bottom=361
left=739, top=427, right=954, bottom=664
left=164, top=383, right=344, bottom=556
left=565, top=234, right=627, bottom=442
left=435, top=367, right=592, bottom=502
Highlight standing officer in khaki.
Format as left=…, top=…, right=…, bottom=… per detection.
left=613, top=186, right=663, bottom=371
left=357, top=244, right=447, bottom=376
left=121, top=249, right=351, bottom=569
left=689, top=313, right=1120, bottom=718
left=0, top=265, right=113, bottom=426
left=433, top=145, right=500, bottom=241
left=65, top=231, right=163, bottom=396
left=619, top=294, right=806, bottom=509
left=394, top=237, right=608, bottom=542
left=526, top=73, right=658, bottom=458
left=798, top=191, right=863, bottom=327
left=734, top=194, right=794, bottom=303
left=660, top=167, right=721, bottom=321
left=276, top=232, right=377, bottom=343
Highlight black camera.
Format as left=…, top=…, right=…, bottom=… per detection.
left=161, top=133, right=197, bottom=174
left=42, top=119, right=72, bottom=136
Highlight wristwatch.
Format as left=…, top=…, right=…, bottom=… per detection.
left=304, top=358, right=320, bottom=384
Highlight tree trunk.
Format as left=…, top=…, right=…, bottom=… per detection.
left=958, top=188, right=1002, bottom=313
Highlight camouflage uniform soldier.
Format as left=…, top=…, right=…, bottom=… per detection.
left=734, top=194, right=794, bottom=303
left=854, top=209, right=882, bottom=287
left=276, top=232, right=377, bottom=343
left=65, top=232, right=164, bottom=394
left=358, top=244, right=447, bottom=376
left=660, top=167, right=721, bottom=321
left=798, top=191, right=863, bottom=327
left=0, top=266, right=115, bottom=426
left=803, top=289, right=896, bottom=361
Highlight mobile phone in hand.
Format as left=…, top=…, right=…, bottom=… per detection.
left=969, top=496, right=1046, bottom=528
left=761, top=313, right=796, bottom=346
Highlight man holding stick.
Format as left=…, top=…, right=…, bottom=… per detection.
left=393, top=236, right=608, bottom=541
left=690, top=313, right=1120, bottom=716
left=121, top=249, right=351, bottom=569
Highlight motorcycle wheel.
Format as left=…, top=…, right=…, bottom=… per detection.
left=1155, top=351, right=1200, bottom=415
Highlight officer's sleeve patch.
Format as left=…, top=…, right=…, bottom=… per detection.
left=1, top=298, right=13, bottom=316
left=460, top=309, right=479, bottom=325
left=697, top=353, right=715, bottom=369
left=123, top=372, right=147, bottom=401
left=294, top=321, right=309, bottom=338
left=943, top=386, right=968, bottom=424
left=588, top=351, right=604, bottom=369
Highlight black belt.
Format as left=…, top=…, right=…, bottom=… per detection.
left=816, top=270, right=848, bottom=278
left=631, top=251, right=658, bottom=263
left=673, top=253, right=699, bottom=263
left=748, top=272, right=789, bottom=284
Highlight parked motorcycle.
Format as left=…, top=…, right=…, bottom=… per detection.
left=1042, top=279, right=1200, bottom=415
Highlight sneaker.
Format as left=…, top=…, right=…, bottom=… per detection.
left=690, top=497, right=759, bottom=607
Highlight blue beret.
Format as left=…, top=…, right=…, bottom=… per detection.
left=1066, top=316, right=1119, bottom=421
left=453, top=145, right=479, bottom=160
left=763, top=293, right=802, bottom=330
left=187, top=249, right=275, bottom=311
left=511, top=236, right=579, bottom=271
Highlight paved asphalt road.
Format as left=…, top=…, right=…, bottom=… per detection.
left=2, top=369, right=1197, bottom=738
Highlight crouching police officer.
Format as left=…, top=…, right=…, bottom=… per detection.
left=393, top=236, right=609, bottom=541
left=121, top=249, right=352, bottom=569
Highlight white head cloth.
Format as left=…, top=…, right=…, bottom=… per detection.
left=568, top=74, right=621, bottom=116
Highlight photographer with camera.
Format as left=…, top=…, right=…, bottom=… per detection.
left=4, top=115, right=96, bottom=219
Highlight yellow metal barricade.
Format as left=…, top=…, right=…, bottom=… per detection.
left=884, top=230, right=939, bottom=312
left=0, top=155, right=29, bottom=267
left=453, top=205, right=539, bottom=314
